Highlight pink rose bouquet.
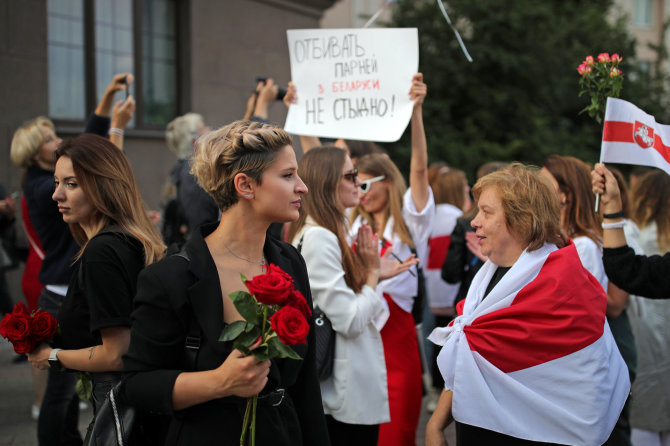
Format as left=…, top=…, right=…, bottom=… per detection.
left=577, top=52, right=623, bottom=123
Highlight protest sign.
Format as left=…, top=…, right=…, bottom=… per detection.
left=284, top=28, right=418, bottom=142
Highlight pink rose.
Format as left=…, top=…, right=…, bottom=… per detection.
left=597, top=52, right=610, bottom=63
left=577, top=63, right=592, bottom=76
left=609, top=67, right=622, bottom=77
left=611, top=53, right=622, bottom=63
left=585, top=55, right=595, bottom=66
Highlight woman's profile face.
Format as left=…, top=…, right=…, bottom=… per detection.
left=35, top=126, right=62, bottom=170
left=52, top=156, right=95, bottom=230
left=338, top=155, right=360, bottom=209
left=471, top=186, right=525, bottom=267
left=251, top=145, right=307, bottom=223
left=358, top=171, right=389, bottom=215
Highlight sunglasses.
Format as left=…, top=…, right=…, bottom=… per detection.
left=343, top=168, right=358, bottom=183
left=358, top=175, right=386, bottom=193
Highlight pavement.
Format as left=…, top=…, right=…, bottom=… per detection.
left=0, top=334, right=454, bottom=445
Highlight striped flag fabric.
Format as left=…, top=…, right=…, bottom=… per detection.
left=429, top=241, right=630, bottom=445
left=601, top=97, right=670, bottom=174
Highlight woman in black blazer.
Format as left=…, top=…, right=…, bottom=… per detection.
left=123, top=120, right=329, bottom=445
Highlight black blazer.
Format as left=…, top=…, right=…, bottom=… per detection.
left=123, top=224, right=329, bottom=446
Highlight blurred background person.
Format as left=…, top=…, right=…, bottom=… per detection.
left=541, top=154, right=635, bottom=446
left=423, top=168, right=470, bottom=412
left=626, top=169, right=670, bottom=446
left=165, top=112, right=216, bottom=244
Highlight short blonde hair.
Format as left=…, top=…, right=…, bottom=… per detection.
left=191, top=120, right=292, bottom=212
left=473, top=163, right=566, bottom=252
left=166, top=112, right=204, bottom=159
left=10, top=117, right=55, bottom=168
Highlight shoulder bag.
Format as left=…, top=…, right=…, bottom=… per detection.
left=298, top=234, right=335, bottom=380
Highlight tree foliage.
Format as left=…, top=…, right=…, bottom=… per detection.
left=385, top=0, right=663, bottom=181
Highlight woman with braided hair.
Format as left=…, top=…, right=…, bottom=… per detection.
left=122, top=120, right=328, bottom=445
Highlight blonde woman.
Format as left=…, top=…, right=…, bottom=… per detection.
left=122, top=121, right=328, bottom=445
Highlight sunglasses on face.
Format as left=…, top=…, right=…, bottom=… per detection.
left=358, top=175, right=386, bottom=193
left=343, top=168, right=358, bottom=183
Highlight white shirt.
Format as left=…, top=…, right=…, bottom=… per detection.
left=292, top=218, right=390, bottom=424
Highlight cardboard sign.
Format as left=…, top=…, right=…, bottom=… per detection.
left=284, top=28, right=419, bottom=142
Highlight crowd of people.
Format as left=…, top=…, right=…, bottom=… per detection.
left=1, top=69, right=668, bottom=446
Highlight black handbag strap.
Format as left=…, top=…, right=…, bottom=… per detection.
left=172, top=248, right=201, bottom=371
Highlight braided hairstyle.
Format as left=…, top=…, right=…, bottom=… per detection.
left=191, top=120, right=292, bottom=211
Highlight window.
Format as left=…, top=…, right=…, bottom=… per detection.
left=634, top=0, right=653, bottom=28
left=47, top=0, right=178, bottom=128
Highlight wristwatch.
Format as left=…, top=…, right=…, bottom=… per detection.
left=48, top=348, right=64, bottom=371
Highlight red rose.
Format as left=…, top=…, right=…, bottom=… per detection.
left=11, top=337, right=35, bottom=354
left=13, top=302, right=29, bottom=314
left=0, top=313, right=10, bottom=338
left=270, top=306, right=309, bottom=346
left=31, top=310, right=58, bottom=342
left=245, top=264, right=294, bottom=306
left=2, top=312, right=31, bottom=342
left=286, top=289, right=312, bottom=319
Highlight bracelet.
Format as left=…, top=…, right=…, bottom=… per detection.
left=109, top=127, right=124, bottom=137
left=603, top=210, right=624, bottom=219
left=602, top=220, right=625, bottom=230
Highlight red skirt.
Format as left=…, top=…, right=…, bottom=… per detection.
left=377, top=294, right=422, bottom=446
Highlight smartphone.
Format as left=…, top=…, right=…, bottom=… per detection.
left=120, top=75, right=130, bottom=101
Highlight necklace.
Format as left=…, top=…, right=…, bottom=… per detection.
left=220, top=236, right=266, bottom=266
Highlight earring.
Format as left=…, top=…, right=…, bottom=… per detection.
left=243, top=194, right=253, bottom=199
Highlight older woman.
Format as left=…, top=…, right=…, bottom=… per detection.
left=122, top=121, right=328, bottom=445
left=426, top=164, right=629, bottom=446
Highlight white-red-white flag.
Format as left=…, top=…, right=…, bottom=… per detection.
left=429, top=242, right=630, bottom=445
left=601, top=97, right=670, bottom=174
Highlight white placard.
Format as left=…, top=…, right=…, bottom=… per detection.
left=284, top=28, right=419, bottom=142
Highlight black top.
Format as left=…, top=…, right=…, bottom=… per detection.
left=483, top=266, right=510, bottom=298
left=59, top=230, right=144, bottom=350
left=456, top=422, right=564, bottom=446
left=603, top=245, right=670, bottom=300
left=123, top=224, right=329, bottom=446
left=171, top=159, right=219, bottom=237
left=24, top=166, right=79, bottom=285
left=442, top=216, right=484, bottom=305
left=23, top=112, right=110, bottom=286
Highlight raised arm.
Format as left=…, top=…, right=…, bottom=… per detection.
left=96, top=73, right=133, bottom=117
left=409, top=73, right=430, bottom=212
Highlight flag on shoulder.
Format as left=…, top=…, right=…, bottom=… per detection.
left=601, top=97, right=670, bottom=174
left=429, top=241, right=630, bottom=446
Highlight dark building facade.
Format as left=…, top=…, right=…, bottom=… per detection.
left=0, top=0, right=335, bottom=295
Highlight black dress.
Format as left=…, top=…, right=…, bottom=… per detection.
left=123, top=224, right=329, bottom=446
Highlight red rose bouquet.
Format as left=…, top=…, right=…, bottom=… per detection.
left=577, top=52, right=624, bottom=123
left=219, top=264, right=311, bottom=446
left=0, top=302, right=58, bottom=354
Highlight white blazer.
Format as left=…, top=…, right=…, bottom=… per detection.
left=292, top=218, right=390, bottom=425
